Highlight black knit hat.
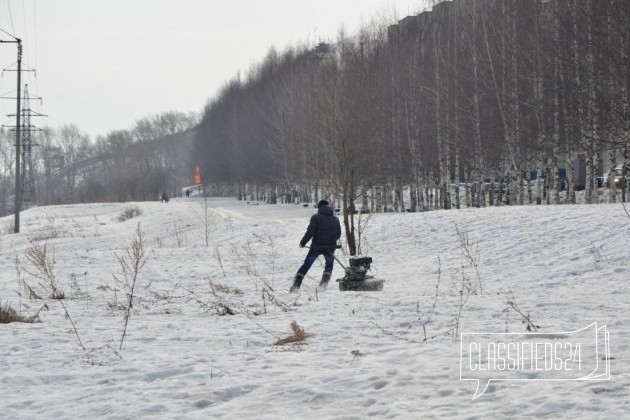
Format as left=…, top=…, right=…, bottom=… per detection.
left=317, top=199, right=329, bottom=208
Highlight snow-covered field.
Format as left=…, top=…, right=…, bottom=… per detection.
left=1, top=197, right=628, bottom=419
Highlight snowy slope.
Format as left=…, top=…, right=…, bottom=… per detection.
left=0, top=198, right=628, bottom=419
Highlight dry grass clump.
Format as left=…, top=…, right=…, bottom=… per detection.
left=208, top=278, right=243, bottom=296
left=274, top=321, right=313, bottom=346
left=0, top=301, right=40, bottom=324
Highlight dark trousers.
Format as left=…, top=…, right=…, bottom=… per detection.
left=297, top=248, right=334, bottom=276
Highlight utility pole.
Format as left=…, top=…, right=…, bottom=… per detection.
left=15, top=42, right=21, bottom=233
left=0, top=34, right=22, bottom=233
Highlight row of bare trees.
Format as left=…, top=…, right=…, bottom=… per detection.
left=0, top=111, right=198, bottom=216
left=192, top=0, right=629, bottom=252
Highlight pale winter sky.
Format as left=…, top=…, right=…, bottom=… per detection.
left=0, top=0, right=428, bottom=140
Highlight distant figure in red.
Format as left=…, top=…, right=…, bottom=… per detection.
left=161, top=192, right=170, bottom=203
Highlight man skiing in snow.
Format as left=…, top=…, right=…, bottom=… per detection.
left=290, top=199, right=342, bottom=292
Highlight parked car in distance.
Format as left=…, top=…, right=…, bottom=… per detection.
left=605, top=164, right=624, bottom=188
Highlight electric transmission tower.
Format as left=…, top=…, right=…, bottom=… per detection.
left=6, top=83, right=46, bottom=207
left=20, top=84, right=45, bottom=205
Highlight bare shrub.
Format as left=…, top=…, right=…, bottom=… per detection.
left=118, top=206, right=142, bottom=222
left=274, top=321, right=313, bottom=346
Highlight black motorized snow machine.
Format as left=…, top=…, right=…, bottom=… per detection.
left=332, top=253, right=384, bottom=292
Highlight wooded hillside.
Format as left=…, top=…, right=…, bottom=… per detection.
left=193, top=0, right=630, bottom=211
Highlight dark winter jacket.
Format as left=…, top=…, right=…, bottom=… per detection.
left=300, top=205, right=341, bottom=249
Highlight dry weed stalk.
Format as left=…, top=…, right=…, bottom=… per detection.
left=252, top=229, right=279, bottom=287
left=185, top=288, right=237, bottom=316
left=506, top=300, right=541, bottom=332
left=233, top=241, right=260, bottom=289
left=454, top=223, right=482, bottom=295
left=14, top=253, right=25, bottom=313
left=23, top=242, right=85, bottom=350
left=451, top=223, right=483, bottom=340
left=214, top=246, right=227, bottom=278
left=24, top=242, right=63, bottom=299
left=114, top=223, right=148, bottom=350
left=260, top=280, right=292, bottom=312
left=418, top=255, right=442, bottom=343
left=202, top=277, right=240, bottom=315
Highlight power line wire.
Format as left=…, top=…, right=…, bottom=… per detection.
left=22, top=0, right=28, bottom=61
left=0, top=26, right=18, bottom=39
left=5, top=0, right=16, bottom=36
left=32, top=0, right=37, bottom=70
